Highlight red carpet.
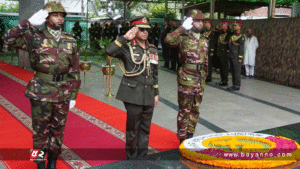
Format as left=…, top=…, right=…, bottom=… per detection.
left=0, top=61, right=179, bottom=168
left=0, top=106, right=71, bottom=169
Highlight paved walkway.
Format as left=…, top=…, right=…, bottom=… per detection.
left=78, top=58, right=300, bottom=138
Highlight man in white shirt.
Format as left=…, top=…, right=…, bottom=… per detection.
left=244, top=28, right=259, bottom=77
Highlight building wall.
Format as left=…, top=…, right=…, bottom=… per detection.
left=242, top=7, right=291, bottom=18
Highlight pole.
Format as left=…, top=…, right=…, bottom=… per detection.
left=271, top=0, right=277, bottom=18
left=81, top=0, right=84, bottom=15
left=210, top=0, right=215, bottom=19
left=123, top=0, right=126, bottom=23
left=106, top=58, right=114, bottom=97
left=181, top=0, right=185, bottom=20
left=86, top=0, right=89, bottom=44
left=268, top=0, right=272, bottom=18
left=165, top=0, right=168, bottom=19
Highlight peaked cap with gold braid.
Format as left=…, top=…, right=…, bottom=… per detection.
left=130, top=16, right=151, bottom=28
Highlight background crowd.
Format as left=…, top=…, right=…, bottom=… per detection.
left=73, top=19, right=258, bottom=81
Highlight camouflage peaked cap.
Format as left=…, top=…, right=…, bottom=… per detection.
left=44, top=1, right=67, bottom=17
left=187, top=9, right=203, bottom=20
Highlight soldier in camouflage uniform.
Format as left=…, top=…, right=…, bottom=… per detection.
left=226, top=21, right=245, bottom=91
left=3, top=2, right=81, bottom=169
left=105, top=16, right=159, bottom=159
left=165, top=9, right=209, bottom=144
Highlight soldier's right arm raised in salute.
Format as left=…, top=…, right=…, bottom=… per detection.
left=165, top=17, right=193, bottom=47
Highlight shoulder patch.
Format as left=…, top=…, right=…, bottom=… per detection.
left=149, top=44, right=157, bottom=49
left=62, top=32, right=76, bottom=37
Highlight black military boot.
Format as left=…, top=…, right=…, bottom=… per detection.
left=47, top=156, right=58, bottom=169
left=187, top=133, right=194, bottom=139
left=37, top=161, right=46, bottom=169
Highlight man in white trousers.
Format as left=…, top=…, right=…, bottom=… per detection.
left=244, top=28, right=259, bottom=77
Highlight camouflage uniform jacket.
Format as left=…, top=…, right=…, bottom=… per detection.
left=3, top=20, right=81, bottom=102
left=229, top=32, right=245, bottom=61
left=105, top=36, right=159, bottom=106
left=165, top=26, right=209, bottom=87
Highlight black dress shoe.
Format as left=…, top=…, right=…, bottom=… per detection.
left=187, top=133, right=194, bottom=139
left=37, top=161, right=46, bottom=169
left=179, top=138, right=186, bottom=144
left=216, top=82, right=228, bottom=86
left=227, top=86, right=240, bottom=91
left=205, top=79, right=212, bottom=82
left=47, top=156, right=58, bottom=169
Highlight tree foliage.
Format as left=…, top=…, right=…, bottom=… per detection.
left=148, top=3, right=177, bottom=21
left=0, top=2, right=19, bottom=13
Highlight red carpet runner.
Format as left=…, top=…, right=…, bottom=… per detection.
left=0, top=61, right=179, bottom=168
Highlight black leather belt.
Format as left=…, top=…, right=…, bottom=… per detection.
left=35, top=72, right=68, bottom=82
left=52, top=74, right=65, bottom=82
left=182, top=64, right=204, bottom=71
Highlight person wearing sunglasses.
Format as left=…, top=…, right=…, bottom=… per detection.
left=105, top=16, right=159, bottom=160
left=165, top=9, right=209, bottom=144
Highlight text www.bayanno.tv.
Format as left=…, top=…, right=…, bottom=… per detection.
left=223, top=152, right=292, bottom=158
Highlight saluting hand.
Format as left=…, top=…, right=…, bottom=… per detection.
left=124, top=26, right=138, bottom=41
left=28, top=9, right=49, bottom=26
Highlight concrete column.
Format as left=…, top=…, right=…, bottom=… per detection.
left=19, top=0, right=44, bottom=69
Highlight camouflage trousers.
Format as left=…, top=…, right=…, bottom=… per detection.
left=30, top=99, right=70, bottom=157
left=177, top=84, right=204, bottom=139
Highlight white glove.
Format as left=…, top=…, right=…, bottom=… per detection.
left=182, top=17, right=193, bottom=30
left=69, top=100, right=76, bottom=109
left=28, top=9, right=49, bottom=26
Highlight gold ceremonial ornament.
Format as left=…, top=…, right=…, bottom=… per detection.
left=118, top=43, right=151, bottom=77
left=102, top=57, right=115, bottom=97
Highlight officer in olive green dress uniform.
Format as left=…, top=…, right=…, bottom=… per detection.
left=105, top=16, right=159, bottom=160
left=203, top=19, right=216, bottom=82
left=3, top=2, right=80, bottom=169
left=215, top=21, right=231, bottom=86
